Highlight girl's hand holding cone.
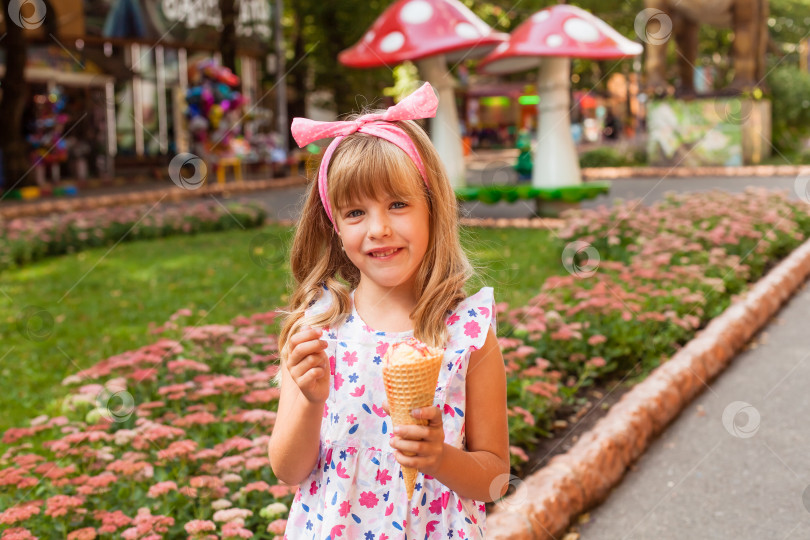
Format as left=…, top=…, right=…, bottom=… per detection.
left=382, top=401, right=446, bottom=478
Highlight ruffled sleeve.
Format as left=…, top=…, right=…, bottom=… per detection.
left=446, top=286, right=496, bottom=352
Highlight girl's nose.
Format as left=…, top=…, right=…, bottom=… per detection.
left=368, top=213, right=392, bottom=238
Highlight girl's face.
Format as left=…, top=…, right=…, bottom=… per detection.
left=335, top=192, right=430, bottom=294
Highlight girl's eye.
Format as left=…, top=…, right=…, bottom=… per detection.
left=345, top=202, right=406, bottom=218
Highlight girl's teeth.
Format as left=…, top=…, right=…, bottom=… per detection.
left=373, top=249, right=398, bottom=257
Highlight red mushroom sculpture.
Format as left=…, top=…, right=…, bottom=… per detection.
left=339, top=0, right=508, bottom=187
left=479, top=5, right=642, bottom=188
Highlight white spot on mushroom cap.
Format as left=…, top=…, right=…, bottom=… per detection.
left=365, top=30, right=375, bottom=43
left=494, top=42, right=509, bottom=54
left=533, top=10, right=550, bottom=22
left=563, top=18, right=600, bottom=43
left=546, top=34, right=563, bottom=47
left=455, top=22, right=480, bottom=39
left=379, top=31, right=405, bottom=53
left=618, top=39, right=644, bottom=55
left=400, top=1, right=433, bottom=25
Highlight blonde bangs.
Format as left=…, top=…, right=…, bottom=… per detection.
left=326, top=133, right=428, bottom=215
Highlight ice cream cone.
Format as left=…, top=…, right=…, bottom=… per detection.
left=382, top=337, right=445, bottom=501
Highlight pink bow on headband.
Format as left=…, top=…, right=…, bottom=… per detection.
left=291, top=82, right=438, bottom=231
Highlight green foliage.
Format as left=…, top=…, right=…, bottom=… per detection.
left=578, top=147, right=631, bottom=168
left=454, top=182, right=611, bottom=204
left=766, top=64, right=810, bottom=154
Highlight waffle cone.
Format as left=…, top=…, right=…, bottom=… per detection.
left=382, top=340, right=444, bottom=501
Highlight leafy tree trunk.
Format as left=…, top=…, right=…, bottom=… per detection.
left=0, top=0, right=31, bottom=191
left=219, top=0, right=237, bottom=72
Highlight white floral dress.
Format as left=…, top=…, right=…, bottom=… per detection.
left=282, top=285, right=497, bottom=540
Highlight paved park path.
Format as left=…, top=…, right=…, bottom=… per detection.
left=577, top=280, right=810, bottom=539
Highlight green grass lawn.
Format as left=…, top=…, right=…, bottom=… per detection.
left=0, top=224, right=561, bottom=432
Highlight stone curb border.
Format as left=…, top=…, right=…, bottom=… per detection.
left=582, top=164, right=810, bottom=180
left=0, top=177, right=309, bottom=220
left=486, top=236, right=810, bottom=539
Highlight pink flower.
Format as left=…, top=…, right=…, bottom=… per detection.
left=66, top=528, right=96, bottom=540
left=375, top=342, right=389, bottom=356
left=510, top=446, right=529, bottom=462
left=463, top=321, right=481, bottom=340
left=342, top=351, right=358, bottom=367
left=587, top=334, right=607, bottom=346
left=338, top=501, right=351, bottom=517
left=346, top=414, right=356, bottom=424
left=157, top=440, right=198, bottom=460
left=120, top=507, right=174, bottom=539
left=221, top=521, right=253, bottom=538
left=44, top=495, right=84, bottom=518
left=240, top=481, right=270, bottom=494
left=266, top=519, right=287, bottom=534
left=269, top=484, right=297, bottom=498
left=358, top=491, right=378, bottom=509
left=587, top=357, right=606, bottom=368
left=446, top=313, right=460, bottom=326
left=184, top=520, right=216, bottom=535
left=76, top=473, right=117, bottom=495
left=0, top=501, right=42, bottom=525
left=93, top=510, right=132, bottom=534
left=1, top=528, right=38, bottom=540
left=375, top=469, right=392, bottom=485
left=147, top=481, right=178, bottom=498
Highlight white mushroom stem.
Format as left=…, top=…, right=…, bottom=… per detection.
left=416, top=54, right=466, bottom=188
left=533, top=57, right=582, bottom=187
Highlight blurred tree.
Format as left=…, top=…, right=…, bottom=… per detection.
left=0, top=0, right=56, bottom=191
left=284, top=0, right=391, bottom=138
left=219, top=0, right=237, bottom=72
left=276, top=0, right=810, bottom=136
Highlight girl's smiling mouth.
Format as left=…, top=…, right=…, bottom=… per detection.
left=368, top=248, right=403, bottom=259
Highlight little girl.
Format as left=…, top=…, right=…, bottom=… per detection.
left=268, top=82, right=510, bottom=539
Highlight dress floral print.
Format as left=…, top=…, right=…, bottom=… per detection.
left=282, top=285, right=497, bottom=540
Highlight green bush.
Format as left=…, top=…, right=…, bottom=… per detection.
left=579, top=147, right=630, bottom=168
left=766, top=64, right=810, bottom=154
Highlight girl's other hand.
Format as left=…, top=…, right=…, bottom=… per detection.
left=287, top=325, right=330, bottom=404
left=382, top=400, right=446, bottom=477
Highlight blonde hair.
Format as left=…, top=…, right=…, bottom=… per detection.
left=272, top=114, right=474, bottom=388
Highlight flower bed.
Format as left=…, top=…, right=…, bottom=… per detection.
left=0, top=201, right=267, bottom=273
left=1, top=188, right=807, bottom=538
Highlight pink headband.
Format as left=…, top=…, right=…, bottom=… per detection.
left=291, top=82, right=438, bottom=231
